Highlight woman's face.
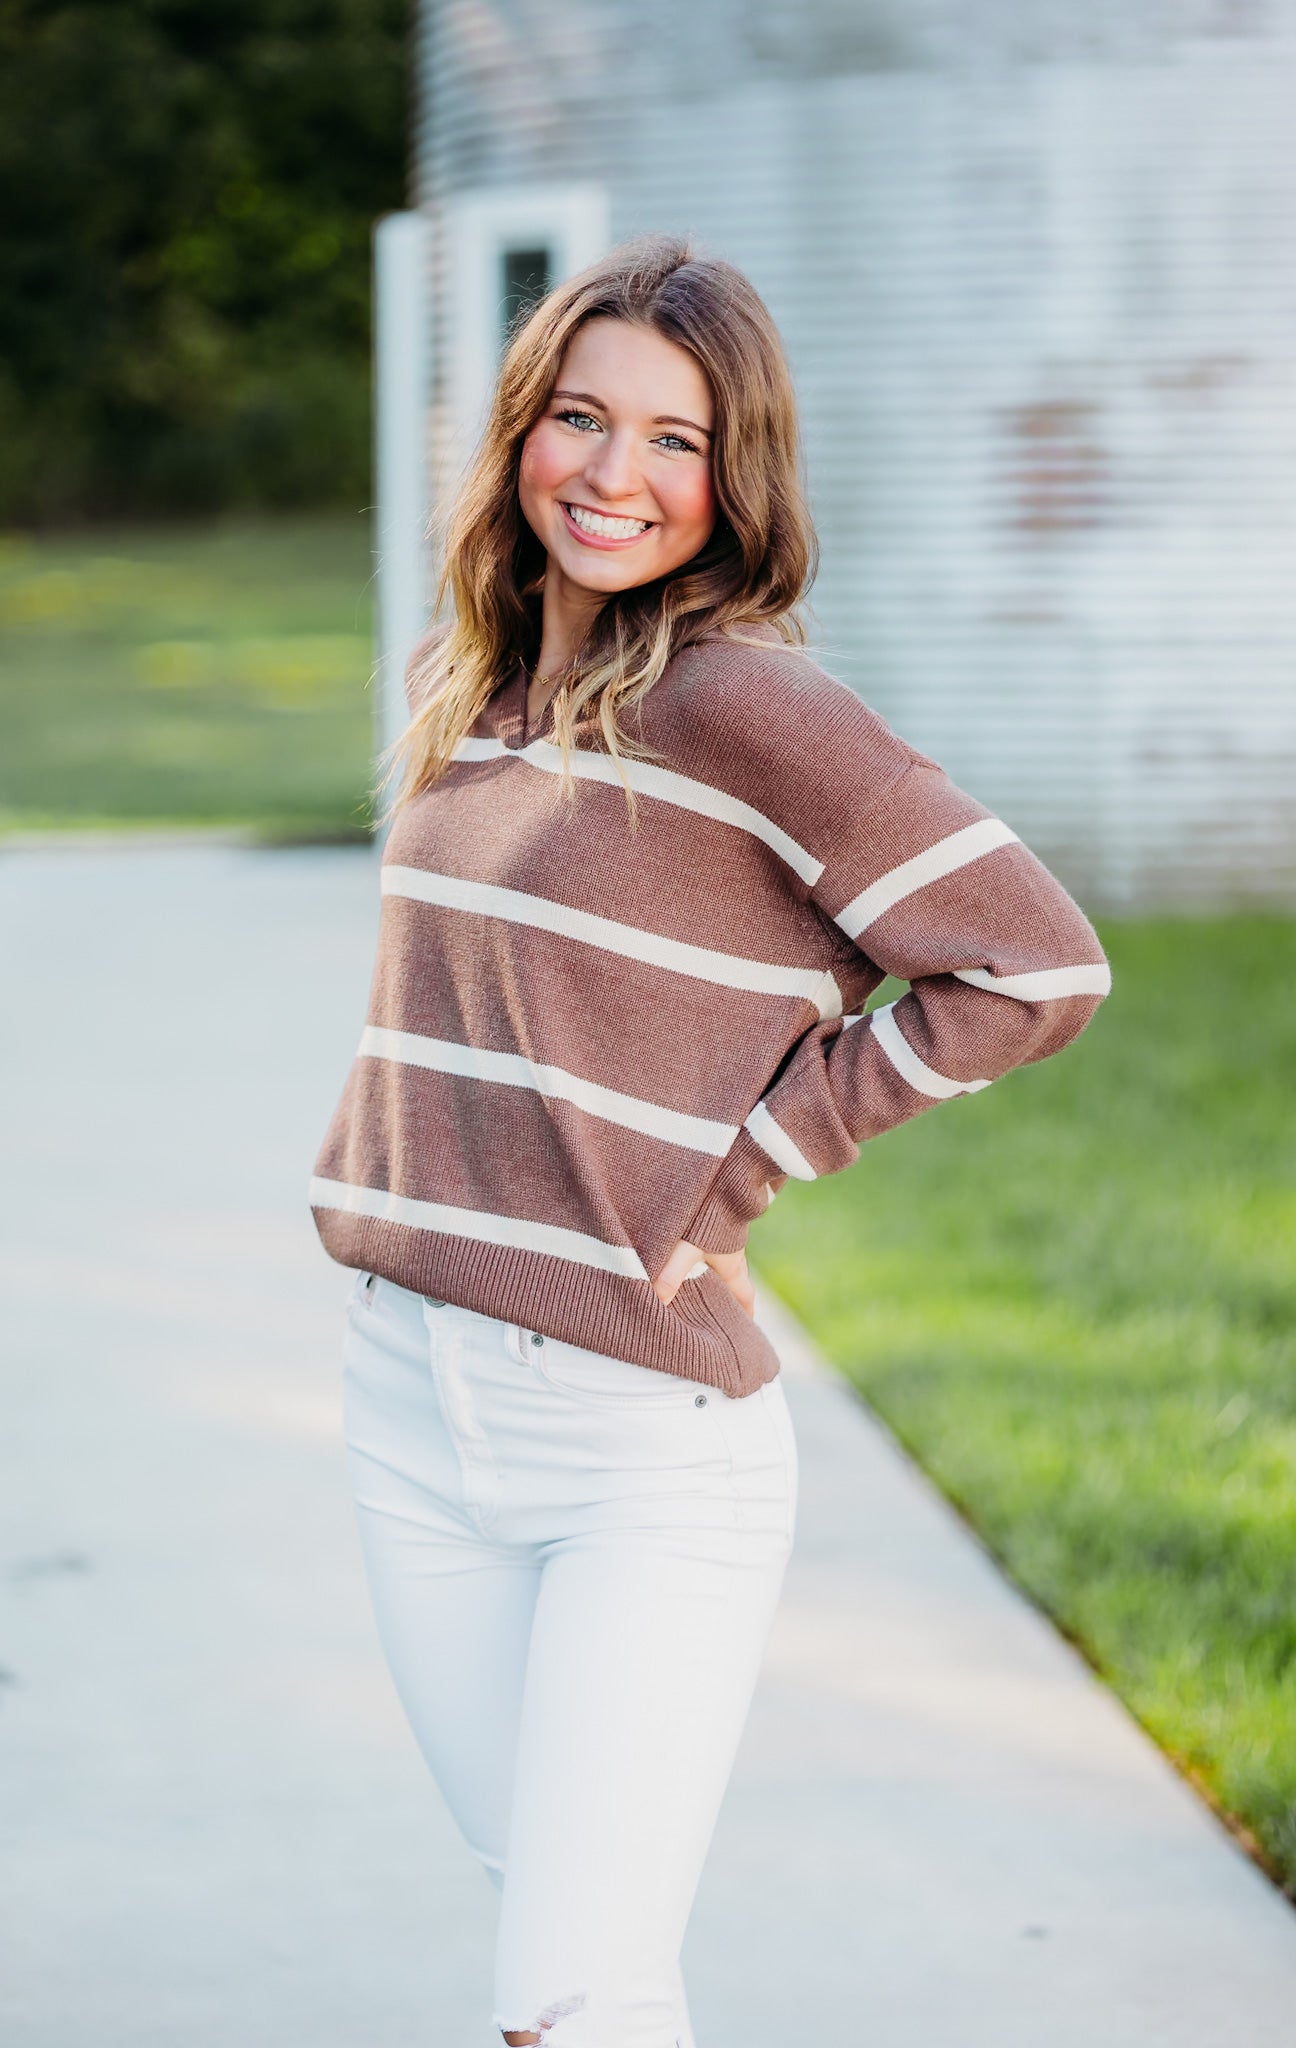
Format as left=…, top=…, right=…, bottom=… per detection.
left=518, top=317, right=717, bottom=599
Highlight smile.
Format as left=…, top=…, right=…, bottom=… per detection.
left=562, top=502, right=655, bottom=543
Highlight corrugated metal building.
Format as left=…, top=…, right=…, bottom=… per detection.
left=413, top=0, right=1296, bottom=911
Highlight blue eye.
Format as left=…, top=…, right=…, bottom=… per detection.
left=553, top=408, right=700, bottom=454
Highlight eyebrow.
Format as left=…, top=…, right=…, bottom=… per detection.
left=551, top=390, right=714, bottom=441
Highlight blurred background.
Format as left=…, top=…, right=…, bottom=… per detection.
left=6, top=1, right=1295, bottom=893
left=2, top=0, right=1294, bottom=2028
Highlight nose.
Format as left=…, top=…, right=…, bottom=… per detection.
left=581, top=427, right=642, bottom=502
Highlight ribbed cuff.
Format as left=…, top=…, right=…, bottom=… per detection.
left=682, top=1126, right=781, bottom=1254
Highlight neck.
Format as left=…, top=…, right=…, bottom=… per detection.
left=534, top=558, right=603, bottom=682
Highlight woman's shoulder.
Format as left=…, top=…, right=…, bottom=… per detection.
left=664, top=623, right=923, bottom=785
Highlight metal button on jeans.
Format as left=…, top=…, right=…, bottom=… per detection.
left=695, top=1393, right=707, bottom=1407
left=530, top=1333, right=544, bottom=1347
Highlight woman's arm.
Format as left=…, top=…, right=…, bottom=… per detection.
left=679, top=752, right=1111, bottom=1260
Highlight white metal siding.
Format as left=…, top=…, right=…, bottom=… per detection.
left=417, top=2, right=1296, bottom=911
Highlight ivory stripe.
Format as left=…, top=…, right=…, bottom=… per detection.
left=358, top=1025, right=738, bottom=1155
left=382, top=866, right=843, bottom=1019
left=744, top=1100, right=818, bottom=1181
left=869, top=1001, right=992, bottom=1101
left=953, top=962, right=1113, bottom=1001
left=835, top=818, right=1020, bottom=939
left=452, top=735, right=824, bottom=885
left=308, top=1175, right=648, bottom=1279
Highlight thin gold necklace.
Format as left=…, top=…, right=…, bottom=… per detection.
left=525, top=669, right=557, bottom=736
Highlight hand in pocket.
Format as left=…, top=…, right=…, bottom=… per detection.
left=653, top=1239, right=755, bottom=1319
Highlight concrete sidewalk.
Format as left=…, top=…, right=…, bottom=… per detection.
left=1, top=842, right=1293, bottom=2047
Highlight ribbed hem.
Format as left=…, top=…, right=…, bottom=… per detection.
left=681, top=1127, right=780, bottom=1254
left=313, top=1208, right=782, bottom=1399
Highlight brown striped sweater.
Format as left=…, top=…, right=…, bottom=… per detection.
left=309, top=627, right=1110, bottom=1397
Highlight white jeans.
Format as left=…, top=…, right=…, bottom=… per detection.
left=340, top=1270, right=799, bottom=2048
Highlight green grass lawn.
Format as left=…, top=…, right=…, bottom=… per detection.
left=755, top=918, right=1296, bottom=1897
left=0, top=513, right=377, bottom=839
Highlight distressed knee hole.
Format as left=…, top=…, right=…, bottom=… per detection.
left=499, top=1987, right=587, bottom=2044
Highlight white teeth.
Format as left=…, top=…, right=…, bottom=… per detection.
left=564, top=503, right=652, bottom=539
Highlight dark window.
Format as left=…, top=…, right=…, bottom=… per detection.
left=500, top=245, right=552, bottom=350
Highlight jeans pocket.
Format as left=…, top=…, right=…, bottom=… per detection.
left=347, top=1267, right=377, bottom=1310
left=529, top=1330, right=710, bottom=1410
left=700, top=1373, right=798, bottom=1544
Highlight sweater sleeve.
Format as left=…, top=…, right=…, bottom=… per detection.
left=683, top=744, right=1111, bottom=1254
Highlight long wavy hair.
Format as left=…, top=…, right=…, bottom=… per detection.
left=377, top=232, right=818, bottom=825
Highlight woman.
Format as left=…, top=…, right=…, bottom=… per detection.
left=308, top=233, right=1110, bottom=2047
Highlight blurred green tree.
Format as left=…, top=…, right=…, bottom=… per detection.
left=0, top=0, right=409, bottom=525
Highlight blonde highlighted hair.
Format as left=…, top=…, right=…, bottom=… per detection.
left=377, top=232, right=818, bottom=825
